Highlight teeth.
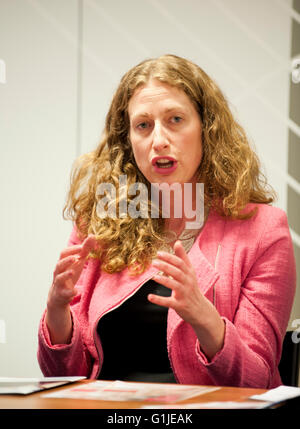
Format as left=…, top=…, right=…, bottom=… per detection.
left=157, top=158, right=172, bottom=164
left=156, top=158, right=174, bottom=166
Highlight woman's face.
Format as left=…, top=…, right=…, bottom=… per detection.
left=128, top=79, right=203, bottom=186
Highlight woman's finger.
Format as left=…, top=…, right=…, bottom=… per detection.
left=60, top=286, right=78, bottom=300
left=152, top=259, right=185, bottom=283
left=55, top=235, right=98, bottom=276
left=59, top=235, right=98, bottom=260
left=59, top=244, right=85, bottom=260
left=53, top=270, right=74, bottom=288
left=78, top=235, right=99, bottom=260
left=152, top=273, right=181, bottom=292
left=147, top=293, right=174, bottom=309
left=173, top=240, right=192, bottom=267
left=156, top=249, right=188, bottom=273
left=54, top=255, right=78, bottom=276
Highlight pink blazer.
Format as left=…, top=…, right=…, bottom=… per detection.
left=38, top=203, right=296, bottom=388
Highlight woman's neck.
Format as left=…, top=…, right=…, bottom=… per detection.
left=164, top=217, right=187, bottom=237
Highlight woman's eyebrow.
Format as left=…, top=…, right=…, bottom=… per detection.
left=164, top=106, right=186, bottom=113
left=131, top=112, right=151, bottom=119
left=131, top=106, right=186, bottom=120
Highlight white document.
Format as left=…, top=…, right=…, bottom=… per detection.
left=250, top=385, right=300, bottom=402
left=0, top=376, right=86, bottom=395
left=43, top=380, right=219, bottom=403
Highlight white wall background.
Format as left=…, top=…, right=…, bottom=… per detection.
left=0, top=0, right=298, bottom=378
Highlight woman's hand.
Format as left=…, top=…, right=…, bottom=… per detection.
left=45, top=235, right=98, bottom=345
left=47, top=235, right=98, bottom=309
left=149, top=240, right=225, bottom=360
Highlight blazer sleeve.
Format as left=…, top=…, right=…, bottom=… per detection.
left=37, top=225, right=92, bottom=377
left=195, top=208, right=296, bottom=388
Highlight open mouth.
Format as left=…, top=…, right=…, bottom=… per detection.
left=152, top=156, right=178, bottom=174
left=155, top=159, right=174, bottom=168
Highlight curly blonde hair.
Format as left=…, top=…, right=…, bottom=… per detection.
left=63, top=54, right=276, bottom=274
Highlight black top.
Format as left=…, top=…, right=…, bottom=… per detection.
left=97, top=279, right=176, bottom=383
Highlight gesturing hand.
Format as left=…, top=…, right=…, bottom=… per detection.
left=47, top=235, right=98, bottom=310
left=45, top=234, right=99, bottom=345
left=149, top=240, right=225, bottom=359
left=149, top=240, right=207, bottom=326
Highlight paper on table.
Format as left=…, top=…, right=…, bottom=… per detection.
left=0, top=376, right=86, bottom=395
left=43, top=380, right=220, bottom=403
left=250, top=385, right=300, bottom=402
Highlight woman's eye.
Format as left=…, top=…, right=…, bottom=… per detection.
left=137, top=122, right=149, bottom=130
left=171, top=116, right=182, bottom=123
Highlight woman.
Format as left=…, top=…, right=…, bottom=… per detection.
left=38, top=54, right=296, bottom=388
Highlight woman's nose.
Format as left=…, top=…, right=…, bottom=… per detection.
left=152, top=122, right=169, bottom=151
